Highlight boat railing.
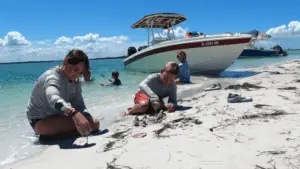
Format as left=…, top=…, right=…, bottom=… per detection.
left=152, top=39, right=168, bottom=45
left=149, top=32, right=250, bottom=46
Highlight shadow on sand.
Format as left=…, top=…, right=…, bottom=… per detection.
left=176, top=105, right=193, bottom=111
left=219, top=70, right=261, bottom=78
left=33, top=129, right=109, bottom=149
left=192, top=70, right=261, bottom=79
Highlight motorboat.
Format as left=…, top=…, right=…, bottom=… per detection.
left=238, top=30, right=288, bottom=59
left=123, top=13, right=252, bottom=75
left=239, top=45, right=288, bottom=59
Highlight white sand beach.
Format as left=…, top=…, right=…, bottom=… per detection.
left=4, top=59, right=300, bottom=169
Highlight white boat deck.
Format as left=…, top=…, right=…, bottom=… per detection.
left=125, top=33, right=252, bottom=62
left=153, top=33, right=251, bottom=46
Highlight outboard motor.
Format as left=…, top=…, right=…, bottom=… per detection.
left=127, top=46, right=137, bottom=56
left=273, top=45, right=288, bottom=56
left=278, top=45, right=284, bottom=53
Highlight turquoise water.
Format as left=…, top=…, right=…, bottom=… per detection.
left=228, top=50, right=300, bottom=69
left=0, top=51, right=300, bottom=165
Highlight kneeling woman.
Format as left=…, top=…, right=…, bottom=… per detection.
left=26, top=49, right=100, bottom=138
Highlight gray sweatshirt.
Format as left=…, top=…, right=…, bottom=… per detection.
left=139, top=73, right=177, bottom=106
left=26, top=66, right=88, bottom=120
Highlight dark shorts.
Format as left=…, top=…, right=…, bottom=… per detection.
left=28, top=112, right=92, bottom=129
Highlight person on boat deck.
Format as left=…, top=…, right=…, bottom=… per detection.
left=124, top=62, right=179, bottom=115
left=175, top=51, right=191, bottom=84
left=100, top=71, right=122, bottom=86
left=26, top=49, right=100, bottom=138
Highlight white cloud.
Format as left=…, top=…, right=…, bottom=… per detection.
left=154, top=26, right=188, bottom=39
left=54, top=33, right=129, bottom=46
left=54, top=36, right=73, bottom=45
left=173, top=27, right=189, bottom=38
left=254, top=40, right=277, bottom=49
left=73, top=33, right=99, bottom=43
left=51, top=33, right=132, bottom=58
left=0, top=31, right=146, bottom=63
left=99, top=35, right=128, bottom=44
left=266, top=21, right=300, bottom=38
left=0, top=27, right=186, bottom=63
left=37, top=40, right=50, bottom=45
left=1, top=31, right=29, bottom=46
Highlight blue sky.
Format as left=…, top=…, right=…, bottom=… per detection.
left=0, top=0, right=299, bottom=62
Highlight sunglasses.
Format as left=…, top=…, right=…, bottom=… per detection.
left=68, top=58, right=85, bottom=65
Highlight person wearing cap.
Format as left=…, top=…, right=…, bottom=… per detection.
left=26, top=49, right=100, bottom=138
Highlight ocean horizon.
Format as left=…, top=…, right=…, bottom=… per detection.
left=0, top=55, right=127, bottom=65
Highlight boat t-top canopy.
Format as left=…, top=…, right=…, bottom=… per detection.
left=131, top=13, right=187, bottom=29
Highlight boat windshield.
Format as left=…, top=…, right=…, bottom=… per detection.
left=151, top=28, right=175, bottom=45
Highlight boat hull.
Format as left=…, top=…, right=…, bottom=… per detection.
left=124, top=36, right=251, bottom=75
left=238, top=49, right=288, bottom=59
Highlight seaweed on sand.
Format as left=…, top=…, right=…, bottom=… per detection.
left=106, top=156, right=133, bottom=169
left=110, top=128, right=131, bottom=139
left=253, top=104, right=271, bottom=109
left=278, top=87, right=297, bottom=90
left=240, top=110, right=288, bottom=120
left=225, top=82, right=265, bottom=90
left=209, top=110, right=292, bottom=132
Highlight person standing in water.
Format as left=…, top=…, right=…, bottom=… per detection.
left=176, top=51, right=191, bottom=84
left=26, top=49, right=100, bottom=138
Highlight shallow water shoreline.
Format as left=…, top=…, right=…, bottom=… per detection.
left=3, top=59, right=300, bottom=169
